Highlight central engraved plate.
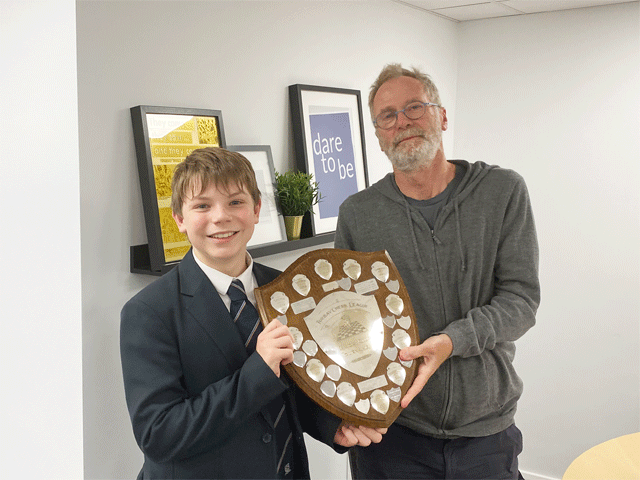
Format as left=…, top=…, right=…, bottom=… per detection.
left=254, top=249, right=419, bottom=428
left=305, top=291, right=383, bottom=378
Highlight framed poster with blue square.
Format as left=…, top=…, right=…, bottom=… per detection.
left=289, top=84, right=369, bottom=235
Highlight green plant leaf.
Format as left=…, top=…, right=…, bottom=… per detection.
left=274, top=170, right=321, bottom=216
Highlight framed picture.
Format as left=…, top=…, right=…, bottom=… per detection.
left=289, top=84, right=369, bottom=235
left=130, top=105, right=226, bottom=274
left=227, top=145, right=287, bottom=249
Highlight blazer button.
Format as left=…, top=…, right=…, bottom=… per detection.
left=262, top=433, right=272, bottom=444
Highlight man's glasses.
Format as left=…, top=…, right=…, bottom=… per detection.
left=373, top=101, right=441, bottom=130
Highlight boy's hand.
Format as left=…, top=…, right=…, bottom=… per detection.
left=334, top=424, right=387, bottom=447
left=256, top=319, right=293, bottom=377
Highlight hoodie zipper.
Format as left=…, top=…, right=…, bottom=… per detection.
left=386, top=163, right=488, bottom=434
left=429, top=227, right=453, bottom=434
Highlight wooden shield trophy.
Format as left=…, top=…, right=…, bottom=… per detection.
left=254, top=249, right=419, bottom=428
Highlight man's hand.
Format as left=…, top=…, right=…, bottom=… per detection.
left=334, top=424, right=388, bottom=447
left=399, top=334, right=453, bottom=408
left=255, top=319, right=293, bottom=377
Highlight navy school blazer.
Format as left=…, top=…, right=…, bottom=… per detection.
left=120, top=249, right=344, bottom=479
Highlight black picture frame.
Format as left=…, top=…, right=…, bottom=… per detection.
left=130, top=105, right=226, bottom=275
left=289, top=84, right=369, bottom=235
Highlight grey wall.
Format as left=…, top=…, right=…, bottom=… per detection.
left=4, top=1, right=637, bottom=478
left=454, top=4, right=640, bottom=477
left=72, top=1, right=640, bottom=479
left=76, top=2, right=457, bottom=478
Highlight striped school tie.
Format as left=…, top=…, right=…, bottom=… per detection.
left=228, top=279, right=262, bottom=352
left=227, top=278, right=294, bottom=478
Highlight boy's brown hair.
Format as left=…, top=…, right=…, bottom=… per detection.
left=171, top=147, right=261, bottom=216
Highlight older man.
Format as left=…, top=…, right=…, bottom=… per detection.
left=334, top=63, right=540, bottom=479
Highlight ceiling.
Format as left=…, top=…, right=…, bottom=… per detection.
left=393, top=0, right=636, bottom=22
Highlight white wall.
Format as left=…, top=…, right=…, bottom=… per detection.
left=76, top=1, right=457, bottom=478
left=5, top=1, right=628, bottom=479
left=0, top=1, right=84, bottom=478
left=454, top=3, right=640, bottom=479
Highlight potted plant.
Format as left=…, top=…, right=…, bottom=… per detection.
left=274, top=170, right=321, bottom=240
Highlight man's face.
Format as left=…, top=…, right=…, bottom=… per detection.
left=372, top=76, right=446, bottom=171
left=172, top=180, right=260, bottom=276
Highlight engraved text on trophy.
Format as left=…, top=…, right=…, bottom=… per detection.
left=304, top=291, right=383, bottom=378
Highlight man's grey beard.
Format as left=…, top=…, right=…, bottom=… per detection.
left=385, top=128, right=441, bottom=172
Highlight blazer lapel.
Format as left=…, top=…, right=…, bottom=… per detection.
left=178, top=254, right=286, bottom=426
left=178, top=250, right=247, bottom=371
left=253, top=263, right=280, bottom=288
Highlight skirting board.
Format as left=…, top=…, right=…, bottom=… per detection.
left=350, top=466, right=558, bottom=480
left=521, top=470, right=560, bottom=480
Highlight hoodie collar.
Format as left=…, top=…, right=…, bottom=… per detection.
left=372, top=160, right=495, bottom=272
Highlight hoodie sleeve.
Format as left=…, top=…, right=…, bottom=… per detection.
left=440, top=174, right=540, bottom=358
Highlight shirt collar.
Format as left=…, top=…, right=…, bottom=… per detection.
left=193, top=252, right=257, bottom=304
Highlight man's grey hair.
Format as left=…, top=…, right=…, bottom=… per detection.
left=368, top=63, right=442, bottom=119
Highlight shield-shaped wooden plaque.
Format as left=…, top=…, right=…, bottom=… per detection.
left=254, top=249, right=419, bottom=428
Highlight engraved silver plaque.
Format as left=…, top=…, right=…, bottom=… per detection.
left=321, top=380, right=337, bottom=398
left=314, top=259, right=332, bottom=280
left=392, top=329, right=411, bottom=349
left=355, top=399, right=370, bottom=414
left=306, top=359, right=325, bottom=382
left=293, top=350, right=307, bottom=367
left=371, top=261, right=389, bottom=283
left=337, top=382, right=357, bottom=407
left=292, top=274, right=311, bottom=296
left=370, top=390, right=390, bottom=415
left=343, top=259, right=361, bottom=280
left=385, top=294, right=404, bottom=316
left=326, top=364, right=342, bottom=381
left=337, top=277, right=352, bottom=291
left=270, top=291, right=289, bottom=314
left=400, top=359, right=414, bottom=368
left=289, top=327, right=303, bottom=350
left=387, top=362, right=406, bottom=386
left=387, top=387, right=402, bottom=403
left=382, top=315, right=396, bottom=329
left=386, top=280, right=400, bottom=293
left=383, top=346, right=398, bottom=361
left=398, top=316, right=412, bottom=330
left=255, top=249, right=420, bottom=428
left=302, top=339, right=318, bottom=357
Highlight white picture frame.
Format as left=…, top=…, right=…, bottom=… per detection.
left=228, top=145, right=287, bottom=248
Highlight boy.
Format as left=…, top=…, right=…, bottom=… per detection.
left=121, top=147, right=383, bottom=479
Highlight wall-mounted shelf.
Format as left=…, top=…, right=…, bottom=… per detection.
left=248, top=232, right=334, bottom=258
left=130, top=232, right=335, bottom=276
left=130, top=244, right=178, bottom=276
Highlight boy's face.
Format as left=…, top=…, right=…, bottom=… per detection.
left=172, top=180, right=261, bottom=277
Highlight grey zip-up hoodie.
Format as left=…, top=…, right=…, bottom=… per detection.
left=334, top=160, right=540, bottom=438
